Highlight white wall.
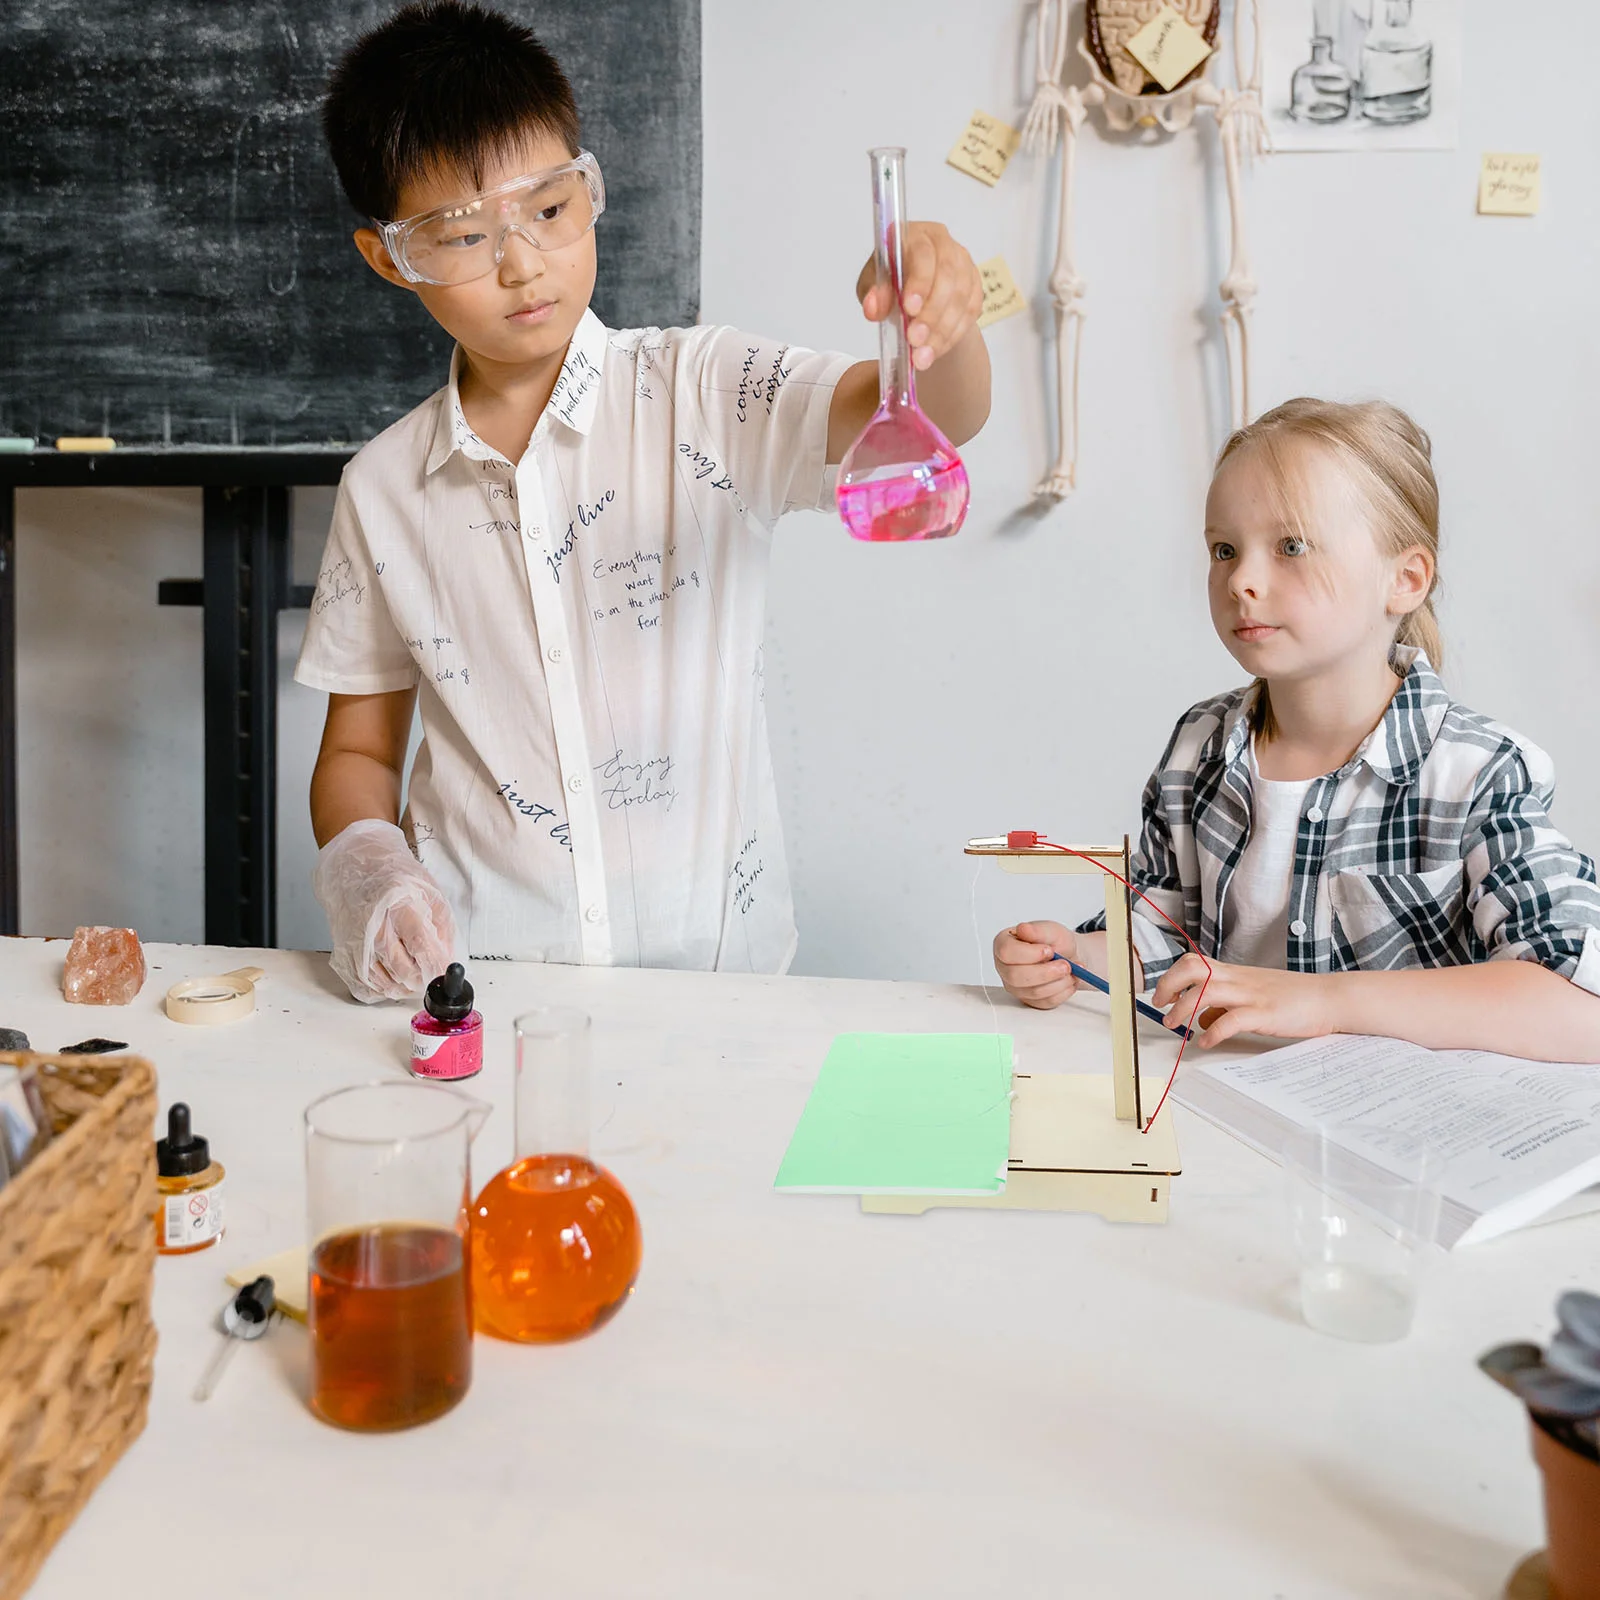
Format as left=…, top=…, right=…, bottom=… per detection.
left=14, top=1, right=1600, bottom=983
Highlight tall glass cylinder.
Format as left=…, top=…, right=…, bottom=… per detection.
left=470, top=1009, right=642, bottom=1342
left=869, top=147, right=914, bottom=412
left=512, top=1006, right=591, bottom=1163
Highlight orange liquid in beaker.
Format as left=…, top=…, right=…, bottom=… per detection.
left=309, top=1223, right=472, bottom=1431
left=471, top=1155, right=642, bottom=1343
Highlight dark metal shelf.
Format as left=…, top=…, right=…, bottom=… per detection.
left=1, top=452, right=351, bottom=944
left=0, top=448, right=352, bottom=490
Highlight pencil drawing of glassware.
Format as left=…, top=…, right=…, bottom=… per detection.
left=1290, top=36, right=1355, bottom=122
left=1358, top=0, right=1432, bottom=124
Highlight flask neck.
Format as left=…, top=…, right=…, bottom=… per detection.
left=870, top=148, right=916, bottom=411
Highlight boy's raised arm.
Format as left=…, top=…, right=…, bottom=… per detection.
left=827, top=220, right=991, bottom=464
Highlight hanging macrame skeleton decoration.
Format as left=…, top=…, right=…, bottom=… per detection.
left=1022, top=0, right=1266, bottom=500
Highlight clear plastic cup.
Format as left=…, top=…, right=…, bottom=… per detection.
left=1285, top=1126, right=1443, bottom=1343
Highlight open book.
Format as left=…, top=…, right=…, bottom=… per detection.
left=1174, top=1035, right=1600, bottom=1249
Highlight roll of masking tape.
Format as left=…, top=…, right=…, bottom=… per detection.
left=164, top=966, right=266, bottom=1026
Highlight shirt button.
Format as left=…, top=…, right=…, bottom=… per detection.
left=547, top=645, right=565, bottom=664
left=1306, top=805, right=1324, bottom=824
left=584, top=905, right=604, bottom=924
left=1290, top=919, right=1308, bottom=937
left=567, top=774, right=584, bottom=793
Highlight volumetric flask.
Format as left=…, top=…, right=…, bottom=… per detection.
left=836, top=146, right=970, bottom=543
left=471, top=1009, right=642, bottom=1343
left=304, top=1081, right=490, bottom=1431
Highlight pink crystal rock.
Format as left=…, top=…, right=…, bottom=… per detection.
left=61, top=926, right=147, bottom=1006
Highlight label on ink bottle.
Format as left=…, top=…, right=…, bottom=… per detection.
left=410, top=1028, right=482, bottom=1081
left=163, top=1182, right=226, bottom=1249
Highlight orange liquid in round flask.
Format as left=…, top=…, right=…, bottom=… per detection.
left=471, top=1009, right=641, bottom=1343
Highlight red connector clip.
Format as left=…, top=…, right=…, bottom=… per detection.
left=1006, top=830, right=1042, bottom=849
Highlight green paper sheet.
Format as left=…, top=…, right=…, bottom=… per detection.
left=774, top=1033, right=1014, bottom=1195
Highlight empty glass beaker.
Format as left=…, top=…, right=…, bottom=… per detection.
left=471, top=1008, right=642, bottom=1342
left=835, top=147, right=970, bottom=543
left=304, top=1081, right=489, bottom=1430
left=1285, top=1125, right=1442, bottom=1344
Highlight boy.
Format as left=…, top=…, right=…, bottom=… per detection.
left=300, top=2, right=991, bottom=1000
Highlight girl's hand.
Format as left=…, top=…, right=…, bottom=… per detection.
left=857, top=222, right=984, bottom=372
left=1152, top=955, right=1340, bottom=1048
left=993, top=921, right=1080, bottom=1009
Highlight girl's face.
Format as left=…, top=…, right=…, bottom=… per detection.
left=1204, top=439, right=1429, bottom=686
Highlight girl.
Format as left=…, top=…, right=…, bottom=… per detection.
left=994, top=399, right=1600, bottom=1063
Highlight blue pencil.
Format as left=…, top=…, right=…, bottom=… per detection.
left=1050, top=954, right=1195, bottom=1042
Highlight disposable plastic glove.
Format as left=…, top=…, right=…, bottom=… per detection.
left=312, top=819, right=459, bottom=1004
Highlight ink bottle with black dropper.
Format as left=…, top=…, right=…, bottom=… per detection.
left=410, top=963, right=483, bottom=1082
left=154, top=1102, right=226, bottom=1256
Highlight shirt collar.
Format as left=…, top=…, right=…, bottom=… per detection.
left=425, top=307, right=610, bottom=475
left=1212, top=648, right=1450, bottom=787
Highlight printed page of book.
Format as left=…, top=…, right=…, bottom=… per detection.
left=1176, top=1036, right=1600, bottom=1248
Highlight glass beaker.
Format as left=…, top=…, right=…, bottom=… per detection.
left=471, top=1009, right=642, bottom=1343
left=835, top=147, right=970, bottom=543
left=1285, top=1126, right=1442, bottom=1343
left=304, top=1081, right=489, bottom=1431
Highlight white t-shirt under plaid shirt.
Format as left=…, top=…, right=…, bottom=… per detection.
left=296, top=309, right=851, bottom=970
left=1082, top=651, right=1600, bottom=997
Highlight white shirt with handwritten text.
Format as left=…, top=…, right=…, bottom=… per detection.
left=296, top=309, right=851, bottom=970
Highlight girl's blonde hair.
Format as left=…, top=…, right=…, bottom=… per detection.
left=1215, top=398, right=1443, bottom=738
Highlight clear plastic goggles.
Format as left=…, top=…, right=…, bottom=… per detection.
left=378, top=150, right=606, bottom=286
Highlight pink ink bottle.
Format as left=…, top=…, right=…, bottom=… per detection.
left=410, top=963, right=483, bottom=1081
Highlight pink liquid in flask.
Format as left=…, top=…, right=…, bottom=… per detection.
left=836, top=147, right=970, bottom=544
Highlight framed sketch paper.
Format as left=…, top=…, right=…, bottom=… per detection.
left=1264, top=0, right=1460, bottom=152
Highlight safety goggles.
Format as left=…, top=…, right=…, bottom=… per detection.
left=378, top=150, right=606, bottom=286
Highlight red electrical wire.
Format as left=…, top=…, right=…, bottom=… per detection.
left=1009, top=834, right=1212, bottom=1133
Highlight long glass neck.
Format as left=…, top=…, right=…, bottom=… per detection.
left=869, top=147, right=914, bottom=411
left=513, top=1010, right=590, bottom=1160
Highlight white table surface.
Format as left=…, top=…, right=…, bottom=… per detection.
left=10, top=937, right=1589, bottom=1599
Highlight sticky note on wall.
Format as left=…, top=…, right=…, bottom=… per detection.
left=1478, top=153, right=1541, bottom=216
left=947, top=111, right=1021, bottom=187
left=1124, top=6, right=1213, bottom=92
left=977, top=256, right=1027, bottom=329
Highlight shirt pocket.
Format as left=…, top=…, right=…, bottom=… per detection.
left=1327, top=864, right=1471, bottom=970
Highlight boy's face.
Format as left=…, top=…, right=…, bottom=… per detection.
left=354, top=132, right=598, bottom=373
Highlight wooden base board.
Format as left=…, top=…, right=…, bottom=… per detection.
left=861, top=1073, right=1180, bottom=1224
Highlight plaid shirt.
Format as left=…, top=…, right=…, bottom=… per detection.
left=1083, top=652, right=1600, bottom=997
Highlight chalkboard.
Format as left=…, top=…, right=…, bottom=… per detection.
left=0, top=1, right=700, bottom=447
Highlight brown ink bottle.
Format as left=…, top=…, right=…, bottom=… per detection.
left=153, top=1102, right=226, bottom=1255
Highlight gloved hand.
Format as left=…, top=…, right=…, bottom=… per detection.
left=312, top=819, right=458, bottom=1004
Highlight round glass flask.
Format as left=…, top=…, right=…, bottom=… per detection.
left=471, top=1008, right=642, bottom=1342
left=835, top=147, right=969, bottom=543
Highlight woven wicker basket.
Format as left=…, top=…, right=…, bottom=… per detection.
left=0, top=1052, right=158, bottom=1600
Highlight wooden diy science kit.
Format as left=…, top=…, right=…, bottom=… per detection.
left=863, top=835, right=1181, bottom=1223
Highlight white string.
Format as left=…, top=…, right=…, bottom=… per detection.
left=969, top=859, right=1004, bottom=1038
left=969, top=860, right=1017, bottom=1106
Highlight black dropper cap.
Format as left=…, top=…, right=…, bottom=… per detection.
left=424, top=963, right=475, bottom=1025
left=156, top=1102, right=211, bottom=1177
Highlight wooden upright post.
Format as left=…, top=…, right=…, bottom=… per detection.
left=1102, top=836, right=1137, bottom=1122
